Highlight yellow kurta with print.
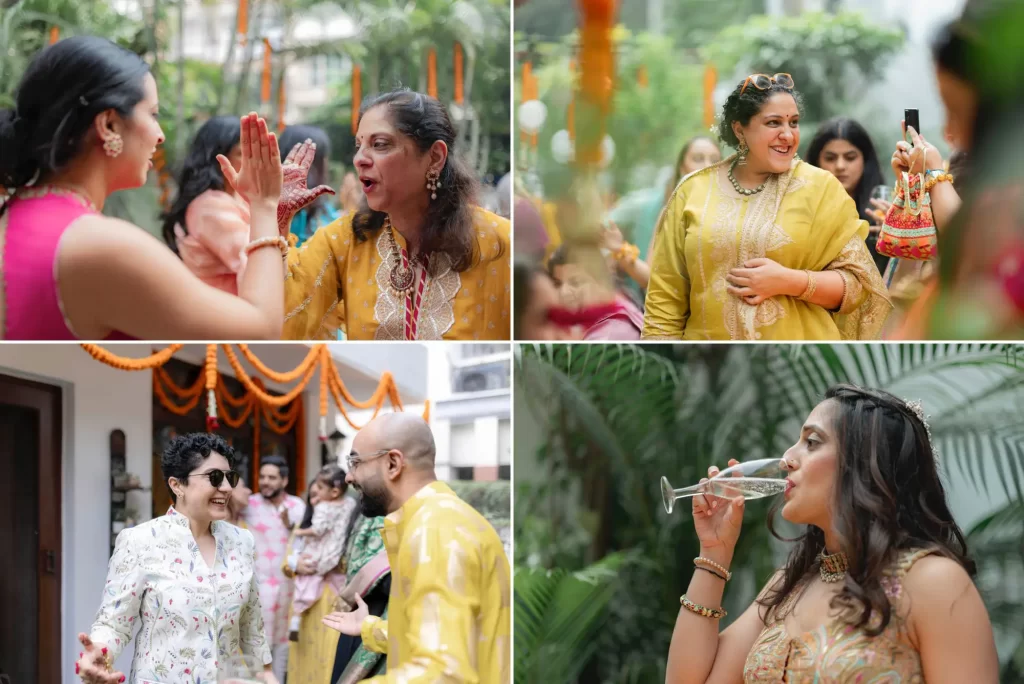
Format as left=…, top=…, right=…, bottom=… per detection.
left=358, top=481, right=510, bottom=684
left=643, top=159, right=891, bottom=340
left=282, top=207, right=510, bottom=340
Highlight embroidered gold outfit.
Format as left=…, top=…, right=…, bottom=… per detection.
left=282, top=208, right=510, bottom=340
left=359, top=481, right=510, bottom=683
left=743, top=548, right=937, bottom=682
left=643, top=158, right=892, bottom=340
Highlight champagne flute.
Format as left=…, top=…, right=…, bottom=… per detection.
left=218, top=655, right=264, bottom=684
left=660, top=458, right=788, bottom=514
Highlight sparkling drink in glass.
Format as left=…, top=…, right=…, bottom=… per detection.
left=660, top=458, right=788, bottom=514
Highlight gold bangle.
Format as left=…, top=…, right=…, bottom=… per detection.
left=694, top=556, right=732, bottom=581
left=798, top=270, right=817, bottom=301
left=680, top=594, right=727, bottom=619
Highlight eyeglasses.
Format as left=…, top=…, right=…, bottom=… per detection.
left=739, top=73, right=795, bottom=96
left=183, top=469, right=240, bottom=488
left=346, top=449, right=391, bottom=471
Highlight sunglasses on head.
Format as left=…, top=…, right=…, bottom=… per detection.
left=184, top=469, right=240, bottom=488
left=739, top=73, right=795, bottom=96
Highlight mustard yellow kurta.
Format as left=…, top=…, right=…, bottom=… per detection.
left=643, top=158, right=891, bottom=340
left=282, top=207, right=511, bottom=340
left=359, top=481, right=510, bottom=683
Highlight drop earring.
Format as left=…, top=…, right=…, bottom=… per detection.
left=103, top=134, right=124, bottom=158
left=425, top=169, right=441, bottom=200
left=737, top=138, right=748, bottom=166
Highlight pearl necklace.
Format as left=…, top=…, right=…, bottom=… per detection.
left=728, top=159, right=770, bottom=196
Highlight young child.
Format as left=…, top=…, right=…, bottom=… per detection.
left=287, top=464, right=357, bottom=640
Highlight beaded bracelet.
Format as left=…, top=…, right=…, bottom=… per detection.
left=245, top=235, right=289, bottom=259
left=694, top=565, right=728, bottom=581
left=680, top=594, right=727, bottom=619
left=694, top=556, right=732, bottom=581
left=924, top=173, right=954, bottom=192
left=797, top=270, right=818, bottom=302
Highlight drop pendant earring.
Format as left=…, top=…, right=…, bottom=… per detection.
left=737, top=139, right=749, bottom=166
left=426, top=169, right=441, bottom=200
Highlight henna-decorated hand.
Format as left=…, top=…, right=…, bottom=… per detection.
left=277, top=139, right=336, bottom=234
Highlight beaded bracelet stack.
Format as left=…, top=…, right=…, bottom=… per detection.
left=680, top=556, right=731, bottom=619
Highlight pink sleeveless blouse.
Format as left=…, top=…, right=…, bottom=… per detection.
left=1, top=186, right=130, bottom=340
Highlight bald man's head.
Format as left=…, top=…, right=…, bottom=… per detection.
left=345, top=412, right=437, bottom=517
left=363, top=412, right=436, bottom=469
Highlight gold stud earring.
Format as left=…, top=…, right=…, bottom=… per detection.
left=103, top=134, right=124, bottom=158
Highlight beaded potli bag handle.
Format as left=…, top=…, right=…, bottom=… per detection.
left=877, top=172, right=938, bottom=261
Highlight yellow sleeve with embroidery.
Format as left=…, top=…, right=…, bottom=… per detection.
left=360, top=616, right=389, bottom=654
left=363, top=524, right=485, bottom=683
left=282, top=215, right=349, bottom=340
left=642, top=183, right=691, bottom=339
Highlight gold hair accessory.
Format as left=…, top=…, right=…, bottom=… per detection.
left=818, top=549, right=848, bottom=583
left=680, top=594, right=727, bottom=619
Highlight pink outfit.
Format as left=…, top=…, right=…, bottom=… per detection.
left=585, top=294, right=644, bottom=340
left=241, top=493, right=306, bottom=647
left=291, top=497, right=359, bottom=615
left=173, top=190, right=251, bottom=295
left=0, top=186, right=130, bottom=340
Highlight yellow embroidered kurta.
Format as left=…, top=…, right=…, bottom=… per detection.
left=359, top=481, right=510, bottom=683
left=282, top=207, right=510, bottom=340
left=643, top=158, right=892, bottom=340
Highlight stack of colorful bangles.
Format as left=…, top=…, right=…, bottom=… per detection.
left=680, top=556, right=732, bottom=619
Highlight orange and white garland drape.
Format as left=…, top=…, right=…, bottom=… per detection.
left=81, top=344, right=429, bottom=485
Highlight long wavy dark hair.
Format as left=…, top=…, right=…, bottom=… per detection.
left=160, top=116, right=240, bottom=252
left=352, top=89, right=490, bottom=272
left=806, top=118, right=886, bottom=224
left=758, top=384, right=974, bottom=636
left=279, top=124, right=332, bottom=225
left=0, top=36, right=150, bottom=216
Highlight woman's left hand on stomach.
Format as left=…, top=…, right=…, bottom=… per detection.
left=727, top=258, right=800, bottom=306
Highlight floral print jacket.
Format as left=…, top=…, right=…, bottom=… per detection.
left=90, top=508, right=272, bottom=684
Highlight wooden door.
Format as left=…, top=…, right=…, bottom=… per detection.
left=0, top=373, right=62, bottom=684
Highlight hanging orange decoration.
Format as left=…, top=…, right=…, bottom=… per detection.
left=261, top=38, right=272, bottom=106
left=277, top=69, right=287, bottom=132
left=703, top=63, right=718, bottom=129
left=205, top=344, right=219, bottom=431
left=637, top=65, right=649, bottom=88
left=49, top=27, right=59, bottom=45
left=454, top=43, right=464, bottom=105
left=427, top=48, right=438, bottom=99
left=575, top=0, right=618, bottom=166
left=237, top=0, right=249, bottom=46
left=351, top=65, right=362, bottom=135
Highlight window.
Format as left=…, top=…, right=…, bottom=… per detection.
left=453, top=466, right=475, bottom=481
left=499, top=465, right=511, bottom=480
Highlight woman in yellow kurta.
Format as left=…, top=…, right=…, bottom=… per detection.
left=282, top=89, right=510, bottom=340
left=643, top=74, right=891, bottom=341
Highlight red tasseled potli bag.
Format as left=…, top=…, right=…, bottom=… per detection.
left=877, top=172, right=937, bottom=261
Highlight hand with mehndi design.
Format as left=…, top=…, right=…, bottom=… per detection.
left=75, top=633, right=124, bottom=684
left=276, top=139, right=336, bottom=234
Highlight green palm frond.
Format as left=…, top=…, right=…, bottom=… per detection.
left=513, top=552, right=632, bottom=684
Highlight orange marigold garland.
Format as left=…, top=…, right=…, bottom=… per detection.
left=205, top=344, right=219, bottom=431
left=81, top=344, right=183, bottom=369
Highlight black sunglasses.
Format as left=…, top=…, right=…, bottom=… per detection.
left=183, top=469, right=240, bottom=488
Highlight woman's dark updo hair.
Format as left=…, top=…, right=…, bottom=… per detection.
left=759, top=384, right=974, bottom=637
left=806, top=118, right=886, bottom=223
left=352, top=89, right=491, bottom=272
left=160, top=116, right=241, bottom=252
left=161, top=432, right=236, bottom=503
left=0, top=36, right=150, bottom=202
left=279, top=124, right=332, bottom=224
left=717, top=78, right=804, bottom=149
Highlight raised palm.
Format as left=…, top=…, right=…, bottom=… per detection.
left=277, top=140, right=336, bottom=234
